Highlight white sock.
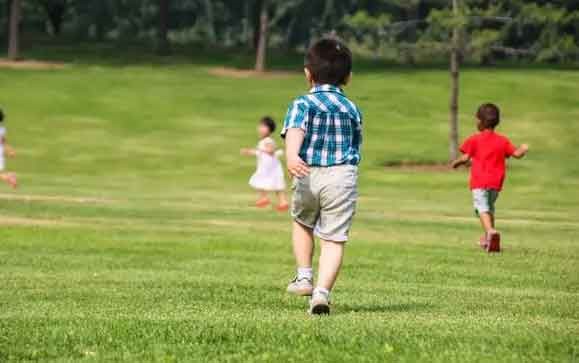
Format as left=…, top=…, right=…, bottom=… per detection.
left=313, top=287, right=330, bottom=298
left=297, top=267, right=313, bottom=280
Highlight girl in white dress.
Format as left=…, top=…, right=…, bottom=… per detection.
left=0, top=109, right=17, bottom=188
left=241, top=116, right=288, bottom=211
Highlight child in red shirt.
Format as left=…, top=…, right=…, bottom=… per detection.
left=452, top=103, right=529, bottom=252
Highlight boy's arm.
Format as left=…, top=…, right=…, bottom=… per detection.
left=285, top=128, right=310, bottom=177
left=451, top=153, right=471, bottom=169
left=453, top=136, right=474, bottom=169
left=511, top=144, right=529, bottom=159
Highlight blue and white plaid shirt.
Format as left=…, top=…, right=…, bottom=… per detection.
left=281, top=84, right=363, bottom=167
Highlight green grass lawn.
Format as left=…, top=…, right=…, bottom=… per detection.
left=0, top=51, right=578, bottom=362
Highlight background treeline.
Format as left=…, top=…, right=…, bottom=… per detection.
left=1, top=0, right=579, bottom=65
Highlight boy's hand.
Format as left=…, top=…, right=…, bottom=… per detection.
left=6, top=148, right=15, bottom=158
left=287, top=154, right=310, bottom=177
left=513, top=144, right=529, bottom=159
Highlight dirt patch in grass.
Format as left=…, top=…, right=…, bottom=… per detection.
left=0, top=193, right=116, bottom=204
left=0, top=216, right=75, bottom=227
left=208, top=67, right=297, bottom=79
left=384, top=160, right=453, bottom=172
left=0, top=59, right=67, bottom=70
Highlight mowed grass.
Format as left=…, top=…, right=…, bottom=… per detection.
left=0, top=53, right=578, bottom=362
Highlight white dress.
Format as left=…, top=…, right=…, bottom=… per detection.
left=249, top=137, right=286, bottom=191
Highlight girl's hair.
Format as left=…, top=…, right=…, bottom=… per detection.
left=260, top=116, right=276, bottom=134
left=0, top=109, right=4, bottom=123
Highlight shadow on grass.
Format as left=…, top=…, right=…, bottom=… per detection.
left=339, top=302, right=433, bottom=314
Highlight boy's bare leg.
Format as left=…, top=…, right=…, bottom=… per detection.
left=479, top=212, right=496, bottom=233
left=316, top=239, right=345, bottom=291
left=309, top=239, right=345, bottom=314
left=287, top=221, right=315, bottom=296
left=479, top=212, right=500, bottom=252
left=292, top=221, right=314, bottom=268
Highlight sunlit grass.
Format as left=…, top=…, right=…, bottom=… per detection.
left=0, top=58, right=578, bottom=362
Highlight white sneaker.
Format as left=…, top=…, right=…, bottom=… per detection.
left=309, top=290, right=330, bottom=315
left=286, top=277, right=314, bottom=296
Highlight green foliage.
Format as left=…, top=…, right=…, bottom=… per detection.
left=344, top=10, right=391, bottom=33
left=515, top=2, right=579, bottom=62
left=2, top=0, right=578, bottom=64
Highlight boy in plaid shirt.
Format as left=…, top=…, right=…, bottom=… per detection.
left=281, top=38, right=362, bottom=315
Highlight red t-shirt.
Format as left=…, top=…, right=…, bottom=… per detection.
left=460, top=130, right=517, bottom=191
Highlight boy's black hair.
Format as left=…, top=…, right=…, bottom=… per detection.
left=477, top=103, right=501, bottom=129
left=305, top=38, right=352, bottom=86
left=0, top=109, right=4, bottom=123
left=260, top=116, right=276, bottom=134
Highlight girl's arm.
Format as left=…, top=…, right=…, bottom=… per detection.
left=1, top=137, right=15, bottom=157
left=240, top=148, right=257, bottom=156
left=258, top=142, right=275, bottom=156
left=5, top=145, right=15, bottom=157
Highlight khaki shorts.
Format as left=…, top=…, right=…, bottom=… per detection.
left=473, top=189, right=500, bottom=215
left=291, top=165, right=358, bottom=242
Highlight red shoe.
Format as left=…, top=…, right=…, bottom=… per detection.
left=486, top=231, right=501, bottom=253
left=255, top=198, right=270, bottom=208
left=4, top=173, right=17, bottom=189
left=276, top=203, right=289, bottom=212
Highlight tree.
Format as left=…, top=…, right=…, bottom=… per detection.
left=157, top=0, right=170, bottom=54
left=255, top=0, right=268, bottom=72
left=8, top=0, right=21, bottom=60
left=41, top=0, right=69, bottom=36
left=203, top=0, right=216, bottom=44
left=449, top=0, right=461, bottom=161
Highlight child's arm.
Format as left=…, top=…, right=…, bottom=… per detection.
left=451, top=153, right=471, bottom=169
left=259, top=141, right=276, bottom=156
left=5, top=144, right=16, bottom=158
left=1, top=136, right=15, bottom=158
left=285, top=129, right=310, bottom=177
left=511, top=144, right=529, bottom=159
left=240, top=148, right=257, bottom=156
left=242, top=144, right=276, bottom=157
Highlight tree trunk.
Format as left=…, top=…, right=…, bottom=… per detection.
left=8, top=0, right=21, bottom=61
left=95, top=3, right=106, bottom=41
left=203, top=0, right=216, bottom=44
left=449, top=0, right=460, bottom=161
left=252, top=0, right=263, bottom=49
left=255, top=0, right=268, bottom=72
left=321, top=0, right=334, bottom=30
left=243, top=0, right=251, bottom=48
left=44, top=1, right=66, bottom=36
left=157, top=0, right=170, bottom=54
